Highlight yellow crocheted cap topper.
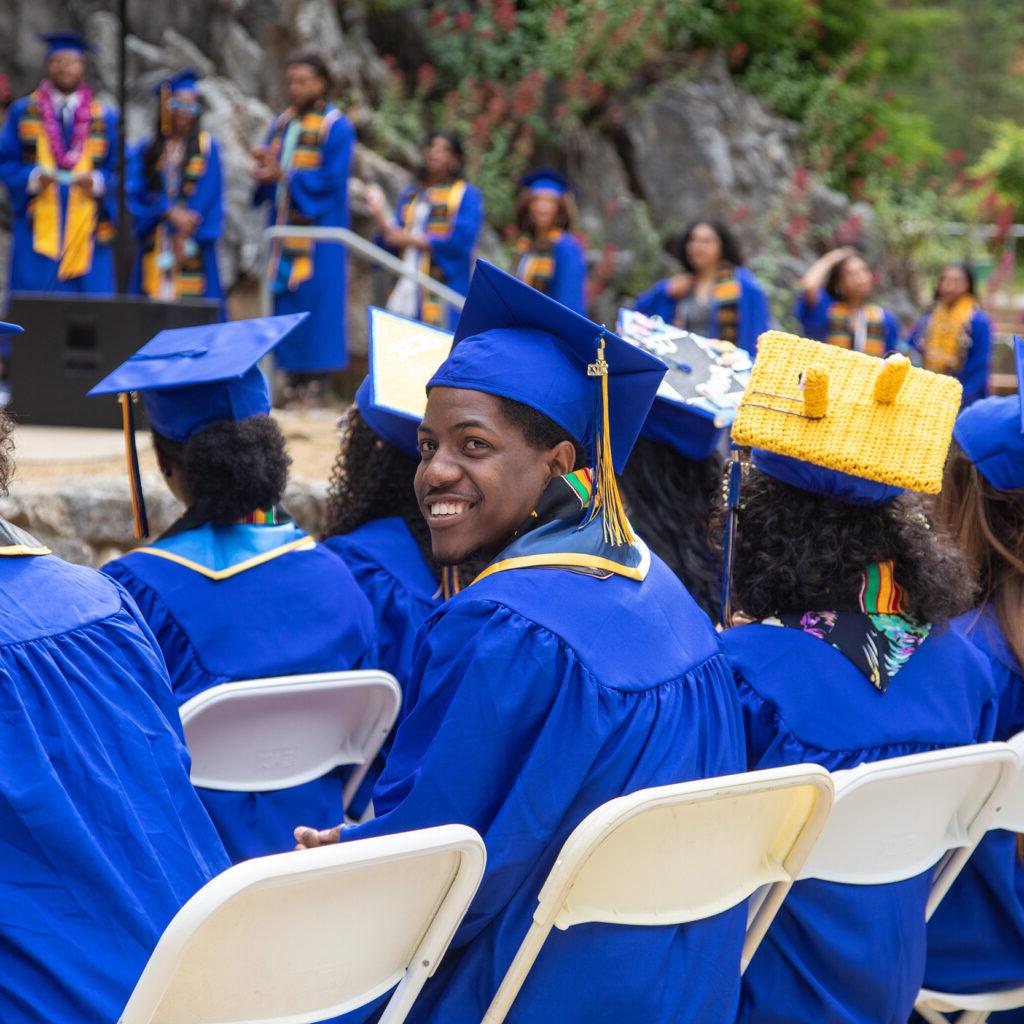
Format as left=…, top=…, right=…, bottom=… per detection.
left=732, top=331, right=962, bottom=493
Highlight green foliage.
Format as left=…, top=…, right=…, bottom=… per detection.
left=972, top=121, right=1024, bottom=215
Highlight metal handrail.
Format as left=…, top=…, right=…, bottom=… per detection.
left=259, top=225, right=465, bottom=322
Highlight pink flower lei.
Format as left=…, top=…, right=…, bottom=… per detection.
left=37, top=79, right=94, bottom=171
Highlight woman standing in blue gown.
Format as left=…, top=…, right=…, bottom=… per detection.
left=0, top=321, right=228, bottom=1023
left=720, top=331, right=999, bottom=1024
left=93, top=314, right=376, bottom=863
left=923, top=344, right=1024, bottom=1017
left=297, top=262, right=748, bottom=1023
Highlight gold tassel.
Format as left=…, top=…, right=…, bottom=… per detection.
left=585, top=332, right=634, bottom=547
left=160, top=83, right=171, bottom=137
left=119, top=393, right=149, bottom=540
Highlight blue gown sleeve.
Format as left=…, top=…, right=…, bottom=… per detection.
left=960, top=310, right=993, bottom=406
left=286, top=116, right=354, bottom=223
left=340, top=599, right=606, bottom=944
left=427, top=183, right=483, bottom=264
left=906, top=313, right=927, bottom=356
left=125, top=139, right=167, bottom=239
left=549, top=233, right=587, bottom=314
left=733, top=671, right=781, bottom=768
left=95, top=107, right=119, bottom=226
left=883, top=309, right=901, bottom=354
left=795, top=289, right=830, bottom=341
left=188, top=137, right=224, bottom=243
left=736, top=268, right=771, bottom=352
left=0, top=99, right=34, bottom=215
left=634, top=278, right=674, bottom=319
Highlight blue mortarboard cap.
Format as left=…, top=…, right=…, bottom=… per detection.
left=88, top=315, right=308, bottom=540
left=519, top=167, right=571, bottom=196
left=751, top=448, right=904, bottom=505
left=39, top=32, right=91, bottom=56
left=152, top=68, right=201, bottom=96
left=0, top=322, right=24, bottom=335
left=953, top=335, right=1024, bottom=491
left=432, top=261, right=666, bottom=544
left=357, top=307, right=453, bottom=459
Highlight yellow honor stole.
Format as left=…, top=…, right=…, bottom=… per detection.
left=921, top=295, right=975, bottom=374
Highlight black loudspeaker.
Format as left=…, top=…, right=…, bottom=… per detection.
left=6, top=293, right=221, bottom=428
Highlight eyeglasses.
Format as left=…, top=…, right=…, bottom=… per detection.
left=168, top=99, right=201, bottom=115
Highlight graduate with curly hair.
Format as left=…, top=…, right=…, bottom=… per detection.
left=718, top=333, right=999, bottom=1024
left=93, top=314, right=375, bottom=863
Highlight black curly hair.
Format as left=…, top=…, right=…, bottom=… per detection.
left=620, top=435, right=723, bottom=621
left=323, top=406, right=434, bottom=567
left=153, top=416, right=291, bottom=525
left=710, top=455, right=976, bottom=623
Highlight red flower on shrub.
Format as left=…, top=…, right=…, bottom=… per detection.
left=427, top=9, right=447, bottom=29
left=549, top=5, right=567, bottom=34
left=454, top=11, right=473, bottom=31
left=793, top=166, right=809, bottom=191
left=416, top=64, right=437, bottom=92
left=945, top=148, right=966, bottom=166
left=728, top=42, right=750, bottom=65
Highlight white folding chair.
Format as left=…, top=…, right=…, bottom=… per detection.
left=915, top=733, right=1024, bottom=1024
left=119, top=824, right=486, bottom=1024
left=480, top=764, right=835, bottom=1024
left=179, top=670, right=401, bottom=812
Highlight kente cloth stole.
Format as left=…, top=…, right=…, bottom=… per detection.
left=713, top=264, right=741, bottom=345
left=141, top=131, right=211, bottom=299
left=921, top=296, right=975, bottom=374
left=764, top=561, right=932, bottom=693
left=268, top=104, right=341, bottom=292
left=513, top=229, right=561, bottom=295
left=20, top=90, right=111, bottom=280
left=402, top=179, right=468, bottom=326
left=238, top=507, right=277, bottom=525
left=827, top=302, right=887, bottom=356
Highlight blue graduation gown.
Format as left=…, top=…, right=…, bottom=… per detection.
left=634, top=266, right=770, bottom=353
left=1, top=545, right=228, bottom=1023
left=254, top=108, right=355, bottom=371
left=724, top=622, right=999, bottom=1024
left=103, top=520, right=376, bottom=863
left=322, top=517, right=439, bottom=693
left=0, top=92, right=118, bottom=294
left=126, top=133, right=224, bottom=302
left=514, top=231, right=588, bottom=315
left=341, top=553, right=748, bottom=1023
left=906, top=307, right=993, bottom=407
left=795, top=288, right=901, bottom=353
left=924, top=606, right=1024, bottom=1000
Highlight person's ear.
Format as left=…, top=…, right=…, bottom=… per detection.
left=547, top=439, right=576, bottom=479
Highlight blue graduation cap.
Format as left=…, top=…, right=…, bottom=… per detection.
left=159, top=68, right=200, bottom=95
left=519, top=167, right=571, bottom=196
left=39, top=32, right=91, bottom=56
left=356, top=307, right=453, bottom=459
left=89, top=314, right=308, bottom=539
left=953, top=335, right=1024, bottom=491
left=431, top=260, right=666, bottom=544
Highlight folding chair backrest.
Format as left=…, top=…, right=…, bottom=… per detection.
left=179, top=670, right=401, bottom=805
left=119, top=824, right=486, bottom=1024
left=796, top=743, right=1018, bottom=913
left=994, top=732, right=1024, bottom=832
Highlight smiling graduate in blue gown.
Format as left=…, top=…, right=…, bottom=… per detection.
left=91, top=314, right=376, bottom=863
left=296, top=263, right=748, bottom=1024
left=722, top=332, right=999, bottom=1024
left=0, top=318, right=229, bottom=1022
left=922, top=340, right=1024, bottom=1014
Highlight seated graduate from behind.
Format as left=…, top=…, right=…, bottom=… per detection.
left=323, top=307, right=456, bottom=695
left=93, top=314, right=375, bottom=863
left=923, top=337, right=1024, bottom=1003
left=0, top=320, right=229, bottom=1021
left=719, top=331, right=999, bottom=1024
left=296, top=262, right=748, bottom=1024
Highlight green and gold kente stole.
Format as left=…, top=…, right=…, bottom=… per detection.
left=400, top=178, right=468, bottom=326
left=268, top=103, right=341, bottom=292
left=713, top=264, right=741, bottom=345
left=513, top=229, right=560, bottom=295
left=140, top=130, right=211, bottom=299
left=239, top=507, right=277, bottom=526
left=827, top=302, right=887, bottom=357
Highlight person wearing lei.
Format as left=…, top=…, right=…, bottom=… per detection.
left=0, top=32, right=118, bottom=295
left=367, top=130, right=484, bottom=331
left=252, top=51, right=354, bottom=406
left=719, top=332, right=999, bottom=1024
left=907, top=262, right=993, bottom=407
left=511, top=167, right=587, bottom=314
left=634, top=219, right=771, bottom=354
left=127, top=69, right=224, bottom=307
left=92, top=315, right=377, bottom=864
left=796, top=246, right=901, bottom=356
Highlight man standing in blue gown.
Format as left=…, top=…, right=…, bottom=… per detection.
left=297, top=263, right=748, bottom=1023
left=0, top=317, right=229, bottom=1022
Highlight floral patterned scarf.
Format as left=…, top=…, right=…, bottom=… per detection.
left=762, top=561, right=932, bottom=692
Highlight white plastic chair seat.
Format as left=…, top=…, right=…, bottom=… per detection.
left=119, top=824, right=485, bottom=1024
left=179, top=670, right=401, bottom=808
